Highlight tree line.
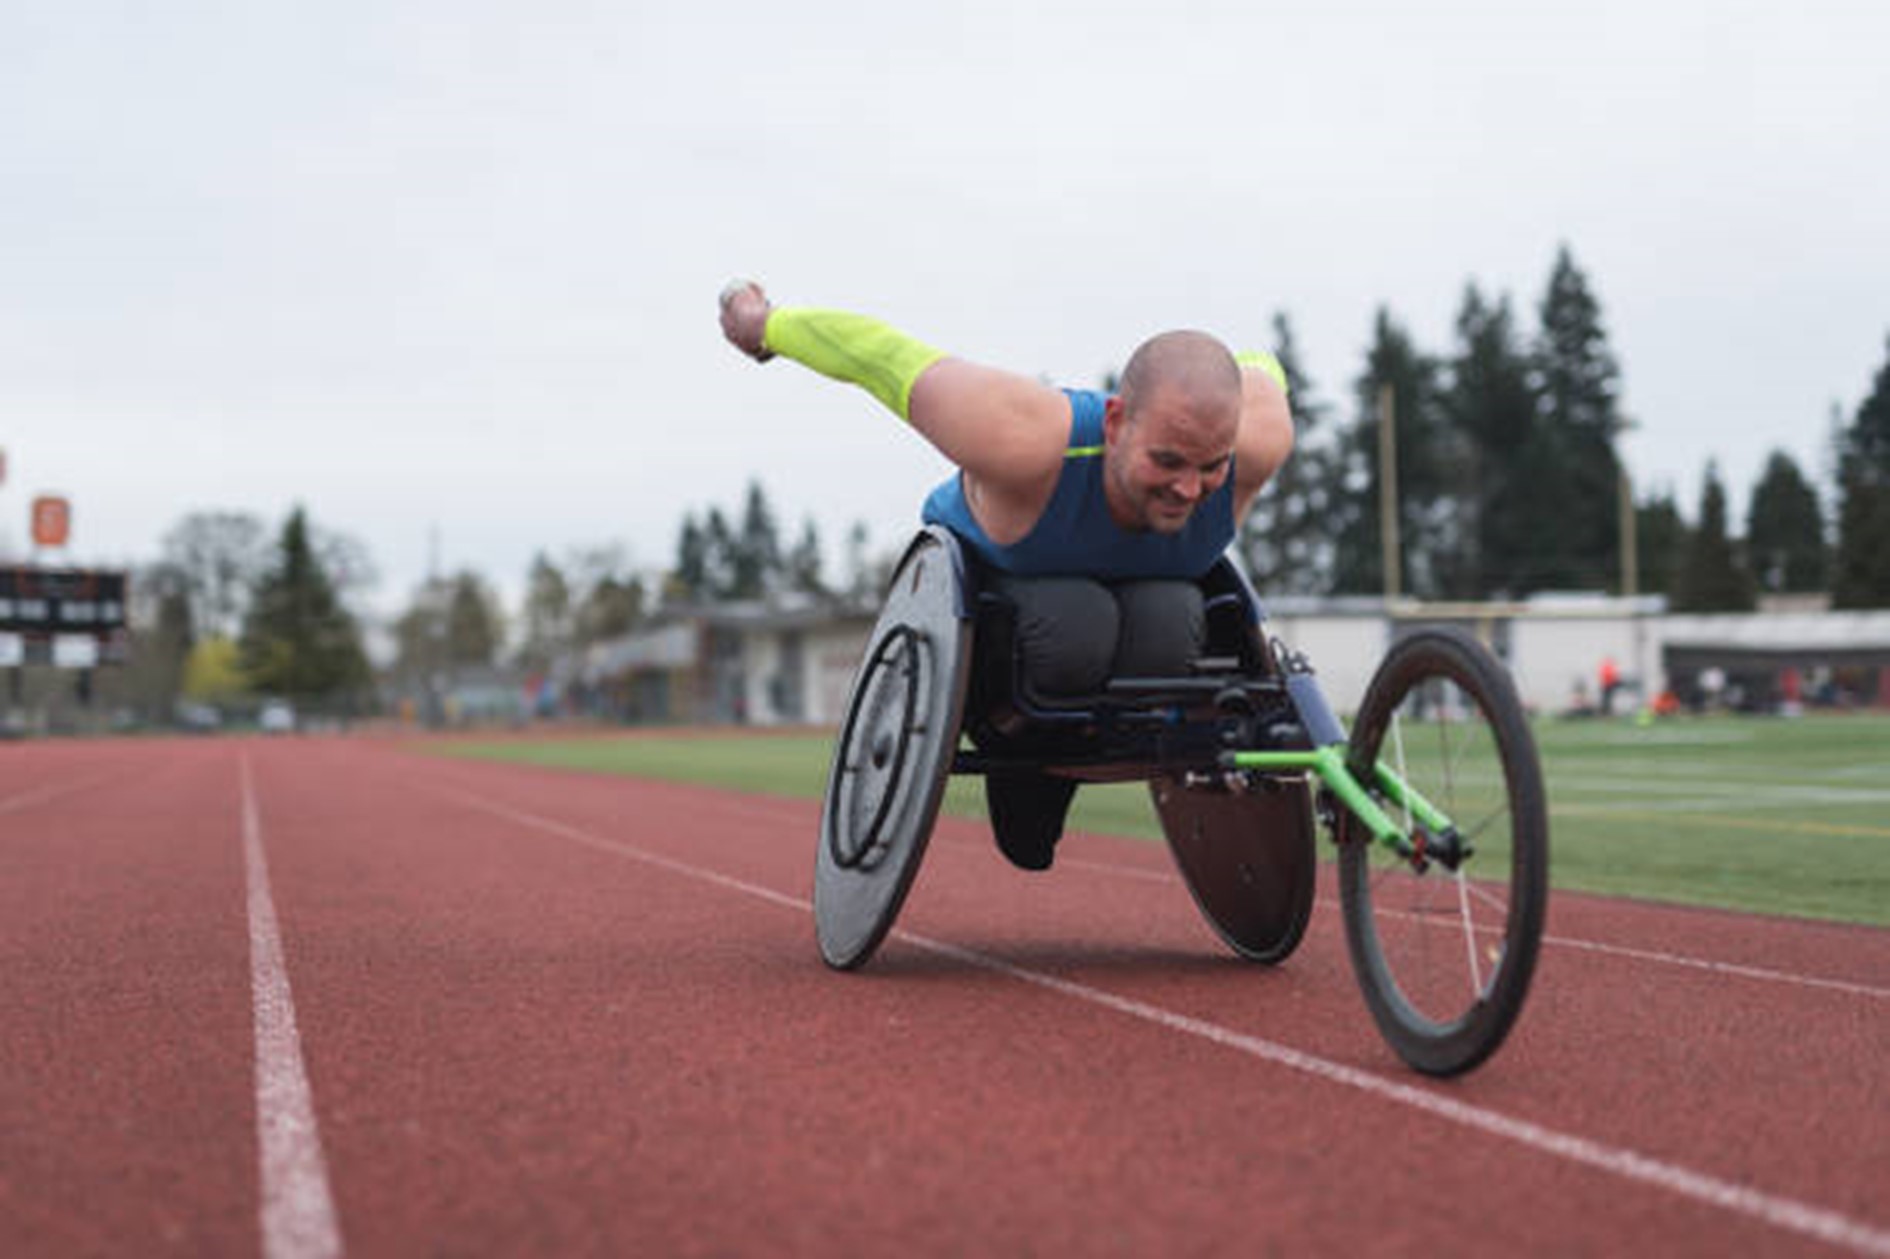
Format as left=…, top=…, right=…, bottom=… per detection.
left=1248, top=245, right=1890, bottom=611
left=86, top=244, right=1890, bottom=721
left=107, top=505, right=373, bottom=722
left=95, top=483, right=890, bottom=724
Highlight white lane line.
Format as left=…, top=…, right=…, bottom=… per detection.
left=1061, top=852, right=1890, bottom=1001
left=908, top=934, right=1890, bottom=1259
left=1536, top=931, right=1890, bottom=1001
left=241, top=755, right=344, bottom=1259
left=417, top=762, right=1890, bottom=1002
left=442, top=787, right=1890, bottom=1259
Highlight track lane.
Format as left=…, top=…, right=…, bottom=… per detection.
left=254, top=740, right=1887, bottom=1256
left=0, top=740, right=258, bottom=1257
left=398, top=745, right=1890, bottom=1226
left=6, top=736, right=1884, bottom=1256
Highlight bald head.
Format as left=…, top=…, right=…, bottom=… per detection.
left=1098, top=329, right=1244, bottom=535
left=1117, top=330, right=1242, bottom=423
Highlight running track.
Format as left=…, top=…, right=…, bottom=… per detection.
left=2, top=735, right=1886, bottom=1257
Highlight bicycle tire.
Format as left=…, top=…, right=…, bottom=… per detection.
left=1338, top=626, right=1548, bottom=1076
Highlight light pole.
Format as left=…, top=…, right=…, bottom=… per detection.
left=1619, top=459, right=1638, bottom=598
left=1620, top=455, right=1650, bottom=712
left=1378, top=383, right=1402, bottom=603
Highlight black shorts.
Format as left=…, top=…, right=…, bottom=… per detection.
left=990, top=574, right=1205, bottom=696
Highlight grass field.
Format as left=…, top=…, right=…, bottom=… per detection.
left=436, top=714, right=1890, bottom=928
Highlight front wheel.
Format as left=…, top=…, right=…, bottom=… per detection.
left=1338, top=627, right=1548, bottom=1076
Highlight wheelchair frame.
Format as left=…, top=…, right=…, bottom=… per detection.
left=817, top=525, right=1548, bottom=1076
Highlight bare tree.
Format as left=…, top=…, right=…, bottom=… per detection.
left=160, top=511, right=267, bottom=639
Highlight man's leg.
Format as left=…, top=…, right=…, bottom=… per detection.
left=1110, top=580, right=1206, bottom=677
left=983, top=770, right=1079, bottom=872
left=991, top=574, right=1118, bottom=696
left=981, top=575, right=1115, bottom=870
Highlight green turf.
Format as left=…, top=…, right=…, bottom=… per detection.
left=435, top=713, right=1890, bottom=928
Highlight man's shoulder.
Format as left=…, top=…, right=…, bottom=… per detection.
left=1059, top=388, right=1106, bottom=448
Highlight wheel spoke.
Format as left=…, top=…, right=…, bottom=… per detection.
left=1459, top=799, right=1512, bottom=843
left=1464, top=878, right=1509, bottom=916
left=1389, top=708, right=1414, bottom=836
left=1455, top=869, right=1484, bottom=997
left=1439, top=701, right=1487, bottom=796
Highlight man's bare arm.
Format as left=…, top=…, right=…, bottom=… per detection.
left=719, top=280, right=1068, bottom=496
left=1231, top=365, right=1294, bottom=521
left=905, top=359, right=1069, bottom=492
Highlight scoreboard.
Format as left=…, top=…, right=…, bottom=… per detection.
left=0, top=567, right=129, bottom=636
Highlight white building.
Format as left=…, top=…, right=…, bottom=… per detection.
left=1266, top=595, right=1890, bottom=715
left=575, top=592, right=1890, bottom=727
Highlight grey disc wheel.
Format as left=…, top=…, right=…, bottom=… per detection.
left=815, top=528, right=972, bottom=970
left=1338, top=626, right=1549, bottom=1077
left=1151, top=775, right=1317, bottom=963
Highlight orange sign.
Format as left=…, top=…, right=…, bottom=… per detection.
left=31, top=496, right=71, bottom=548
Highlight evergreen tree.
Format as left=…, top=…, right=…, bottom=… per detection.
left=516, top=552, right=572, bottom=672
left=1672, top=463, right=1756, bottom=611
left=786, top=517, right=828, bottom=597
left=1831, top=335, right=1890, bottom=608
left=1745, top=451, right=1827, bottom=593
left=446, top=571, right=503, bottom=667
left=1443, top=284, right=1539, bottom=597
left=1332, top=307, right=1454, bottom=597
left=673, top=513, right=709, bottom=600
left=703, top=508, right=737, bottom=599
left=1240, top=312, right=1338, bottom=594
left=1634, top=489, right=1689, bottom=603
left=239, top=507, right=371, bottom=704
left=732, top=480, right=782, bottom=599
left=1530, top=245, right=1626, bottom=590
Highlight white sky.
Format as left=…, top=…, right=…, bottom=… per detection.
left=4, top=0, right=1887, bottom=620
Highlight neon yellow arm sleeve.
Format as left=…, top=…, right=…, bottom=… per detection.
left=1235, top=349, right=1290, bottom=397
left=762, top=307, right=949, bottom=421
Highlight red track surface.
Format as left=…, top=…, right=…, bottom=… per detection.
left=2, top=735, right=1887, bottom=1257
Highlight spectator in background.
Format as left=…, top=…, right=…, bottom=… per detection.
left=1699, top=666, right=1727, bottom=712
left=1598, top=656, right=1621, bottom=716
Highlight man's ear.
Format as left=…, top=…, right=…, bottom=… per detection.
left=1103, top=395, right=1127, bottom=448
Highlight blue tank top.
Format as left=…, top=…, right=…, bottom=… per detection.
left=921, top=388, right=1235, bottom=579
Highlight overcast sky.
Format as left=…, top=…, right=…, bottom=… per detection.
left=5, top=0, right=1887, bottom=619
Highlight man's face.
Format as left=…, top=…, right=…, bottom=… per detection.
left=1102, top=387, right=1238, bottom=534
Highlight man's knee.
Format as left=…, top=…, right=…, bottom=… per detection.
left=1110, top=580, right=1205, bottom=677
left=995, top=575, right=1118, bottom=696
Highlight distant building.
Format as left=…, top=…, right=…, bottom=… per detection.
left=1267, top=593, right=1890, bottom=716
left=562, top=596, right=875, bottom=727
left=553, top=587, right=1890, bottom=728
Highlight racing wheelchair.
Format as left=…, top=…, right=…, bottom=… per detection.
left=817, top=525, right=1548, bottom=1077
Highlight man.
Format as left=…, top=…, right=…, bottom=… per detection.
left=719, top=279, right=1294, bottom=867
